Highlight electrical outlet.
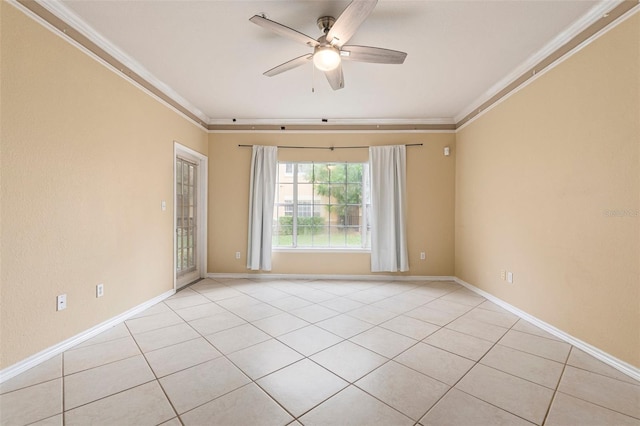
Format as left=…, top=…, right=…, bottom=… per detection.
left=500, top=269, right=506, bottom=280
left=235, top=251, right=241, bottom=260
left=96, top=283, right=104, bottom=298
left=57, top=294, right=67, bottom=311
left=420, top=252, right=426, bottom=260
left=507, top=272, right=514, bottom=284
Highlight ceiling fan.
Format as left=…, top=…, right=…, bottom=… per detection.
left=249, top=0, right=407, bottom=90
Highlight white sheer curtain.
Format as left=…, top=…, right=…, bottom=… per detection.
left=247, top=145, right=278, bottom=271
left=369, top=145, right=409, bottom=272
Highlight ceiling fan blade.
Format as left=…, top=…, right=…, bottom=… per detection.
left=341, top=45, right=407, bottom=64
left=324, top=63, right=345, bottom=90
left=326, top=0, right=377, bottom=47
left=264, top=54, right=313, bottom=77
left=250, top=15, right=319, bottom=47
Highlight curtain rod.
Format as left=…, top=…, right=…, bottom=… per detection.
left=238, top=143, right=423, bottom=150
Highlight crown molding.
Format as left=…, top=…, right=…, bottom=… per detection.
left=208, top=117, right=454, bottom=126
left=208, top=124, right=456, bottom=132
left=455, top=0, right=624, bottom=123
left=207, top=117, right=456, bottom=132
left=12, top=0, right=638, bottom=133
left=455, top=0, right=637, bottom=127
left=28, top=0, right=210, bottom=127
left=209, top=129, right=456, bottom=134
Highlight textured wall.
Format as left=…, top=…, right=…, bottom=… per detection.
left=455, top=14, right=639, bottom=366
left=0, top=2, right=207, bottom=368
left=208, top=132, right=456, bottom=277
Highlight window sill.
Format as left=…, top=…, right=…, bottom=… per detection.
left=273, top=247, right=371, bottom=254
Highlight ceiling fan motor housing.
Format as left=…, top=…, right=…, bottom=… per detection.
left=317, top=16, right=336, bottom=34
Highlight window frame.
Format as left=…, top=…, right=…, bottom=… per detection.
left=273, top=162, right=371, bottom=252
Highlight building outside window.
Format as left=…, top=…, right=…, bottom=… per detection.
left=273, top=162, right=370, bottom=249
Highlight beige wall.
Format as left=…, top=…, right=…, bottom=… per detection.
left=455, top=14, right=639, bottom=366
left=2, top=0, right=638, bottom=374
left=208, top=132, right=456, bottom=277
left=0, top=3, right=207, bottom=368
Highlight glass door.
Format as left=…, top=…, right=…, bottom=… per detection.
left=176, top=156, right=199, bottom=287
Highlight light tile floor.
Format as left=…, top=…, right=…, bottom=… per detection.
left=1, top=278, right=639, bottom=425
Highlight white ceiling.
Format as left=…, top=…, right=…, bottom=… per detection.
left=54, top=0, right=606, bottom=125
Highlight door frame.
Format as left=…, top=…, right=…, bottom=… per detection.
left=174, top=142, right=208, bottom=290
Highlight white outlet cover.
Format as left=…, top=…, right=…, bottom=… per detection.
left=57, top=294, right=67, bottom=311
left=507, top=272, right=514, bottom=283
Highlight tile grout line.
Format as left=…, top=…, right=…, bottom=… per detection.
left=418, top=316, right=538, bottom=425
left=252, top=370, right=341, bottom=423
left=0, top=375, right=60, bottom=398
left=564, top=364, right=640, bottom=388
left=123, top=320, right=181, bottom=425
left=489, top=339, right=569, bottom=367
left=156, top=299, right=257, bottom=422
left=15, top=356, right=68, bottom=426
left=61, top=377, right=161, bottom=418
left=341, top=298, right=476, bottom=425
left=163, top=283, right=307, bottom=423
left=269, top=280, right=482, bottom=423
left=60, top=351, right=146, bottom=379
left=550, top=348, right=640, bottom=422
left=540, top=352, right=571, bottom=426
left=66, top=328, right=132, bottom=351
left=558, top=344, right=640, bottom=388
left=179, top=278, right=456, bottom=423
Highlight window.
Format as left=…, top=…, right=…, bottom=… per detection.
left=273, top=162, right=371, bottom=249
left=284, top=201, right=293, bottom=216
left=297, top=201, right=314, bottom=217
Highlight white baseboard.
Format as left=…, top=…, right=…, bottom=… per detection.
left=0, top=289, right=175, bottom=384
left=5, top=274, right=638, bottom=385
left=206, top=272, right=456, bottom=282
left=454, top=277, right=640, bottom=383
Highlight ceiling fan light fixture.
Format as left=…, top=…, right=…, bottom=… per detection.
left=313, top=46, right=341, bottom=71
left=250, top=1, right=405, bottom=90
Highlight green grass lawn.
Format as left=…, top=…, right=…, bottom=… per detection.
left=273, top=229, right=367, bottom=248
